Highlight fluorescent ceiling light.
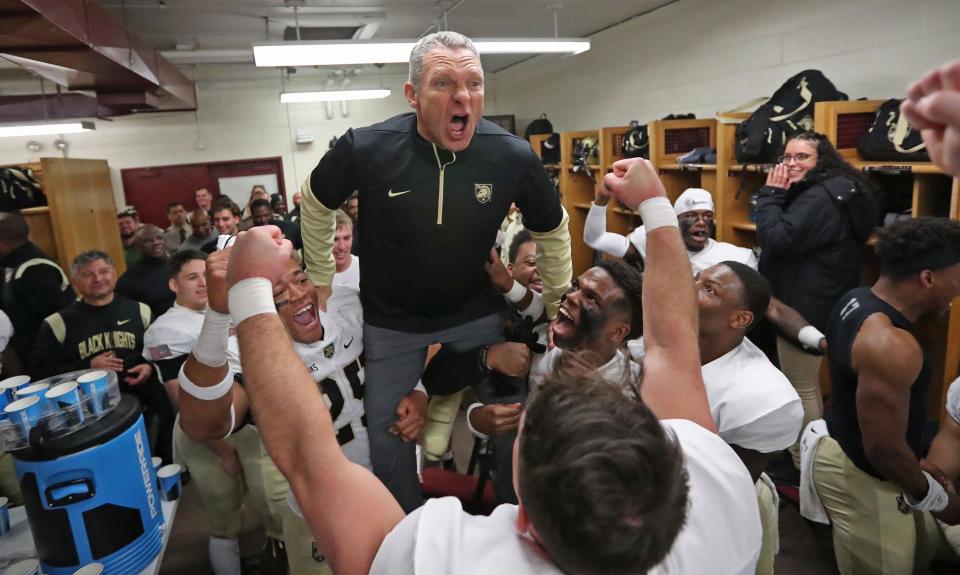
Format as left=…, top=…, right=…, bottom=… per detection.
left=0, top=121, right=95, bottom=138
left=280, top=89, right=391, bottom=103
left=254, top=38, right=590, bottom=67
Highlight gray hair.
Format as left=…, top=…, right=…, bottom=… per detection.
left=408, top=31, right=480, bottom=87
left=71, top=250, right=113, bottom=276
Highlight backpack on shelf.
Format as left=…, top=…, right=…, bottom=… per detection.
left=524, top=113, right=554, bottom=140
left=621, top=121, right=649, bottom=159
left=540, top=133, right=561, bottom=164
left=857, top=99, right=930, bottom=162
left=735, top=70, right=847, bottom=163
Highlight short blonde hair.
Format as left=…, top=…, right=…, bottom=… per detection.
left=335, top=209, right=353, bottom=231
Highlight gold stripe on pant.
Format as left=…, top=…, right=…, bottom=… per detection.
left=755, top=476, right=779, bottom=575
left=284, top=503, right=334, bottom=575
left=0, top=450, right=23, bottom=506
left=174, top=418, right=289, bottom=541
left=421, top=391, right=465, bottom=461
left=812, top=436, right=954, bottom=574
left=776, top=335, right=824, bottom=468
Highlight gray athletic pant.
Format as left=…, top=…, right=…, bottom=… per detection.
left=363, top=312, right=505, bottom=512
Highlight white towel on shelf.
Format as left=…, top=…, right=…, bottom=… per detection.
left=799, top=419, right=831, bottom=524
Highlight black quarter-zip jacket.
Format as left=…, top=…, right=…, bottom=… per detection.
left=310, top=113, right=563, bottom=332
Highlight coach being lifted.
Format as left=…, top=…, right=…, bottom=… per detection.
left=300, top=31, right=572, bottom=511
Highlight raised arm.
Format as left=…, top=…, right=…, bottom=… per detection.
left=603, top=158, right=714, bottom=432
left=225, top=226, right=403, bottom=575
left=902, top=60, right=960, bottom=176
left=178, top=249, right=249, bottom=442
left=583, top=202, right=630, bottom=258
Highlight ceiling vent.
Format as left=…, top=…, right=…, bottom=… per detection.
left=282, top=26, right=361, bottom=41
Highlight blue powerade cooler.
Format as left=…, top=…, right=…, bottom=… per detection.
left=11, top=395, right=164, bottom=575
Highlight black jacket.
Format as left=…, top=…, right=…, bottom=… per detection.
left=117, top=256, right=176, bottom=320
left=30, top=295, right=152, bottom=379
left=757, top=176, right=866, bottom=331
left=309, top=113, right=564, bottom=332
left=0, top=241, right=74, bottom=363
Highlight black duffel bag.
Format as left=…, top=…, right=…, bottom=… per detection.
left=735, top=70, right=847, bottom=163
left=524, top=113, right=553, bottom=140
left=621, top=121, right=649, bottom=159
left=540, top=133, right=560, bottom=164
left=857, top=98, right=929, bottom=162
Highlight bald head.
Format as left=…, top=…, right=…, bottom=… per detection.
left=135, top=224, right=166, bottom=259
left=0, top=212, right=30, bottom=256
left=191, top=209, right=212, bottom=238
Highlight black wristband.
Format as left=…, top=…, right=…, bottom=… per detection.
left=478, top=346, right=492, bottom=374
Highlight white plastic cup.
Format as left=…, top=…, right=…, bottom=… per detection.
left=157, top=463, right=182, bottom=501
left=4, top=559, right=40, bottom=575
left=47, top=381, right=85, bottom=426
left=77, top=370, right=110, bottom=415
left=71, top=563, right=104, bottom=575
left=0, top=496, right=9, bottom=536
left=4, top=395, right=42, bottom=436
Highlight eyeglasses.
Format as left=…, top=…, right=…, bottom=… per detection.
left=679, top=212, right=714, bottom=225
left=779, top=153, right=816, bottom=164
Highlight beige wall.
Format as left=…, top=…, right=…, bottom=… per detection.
left=496, top=0, right=960, bottom=133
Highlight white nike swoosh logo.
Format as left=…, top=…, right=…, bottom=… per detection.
left=387, top=189, right=412, bottom=198
left=117, top=319, right=131, bottom=326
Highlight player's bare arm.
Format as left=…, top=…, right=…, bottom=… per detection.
left=853, top=313, right=928, bottom=499
left=603, top=158, right=715, bottom=432
left=227, top=226, right=404, bottom=574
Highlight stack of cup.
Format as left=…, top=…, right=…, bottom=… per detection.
left=76, top=371, right=110, bottom=416
left=3, top=559, right=40, bottom=575
left=0, top=496, right=9, bottom=536
left=46, top=381, right=85, bottom=428
left=0, top=375, right=30, bottom=417
left=157, top=464, right=182, bottom=501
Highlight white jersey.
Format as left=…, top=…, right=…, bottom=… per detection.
left=946, top=378, right=960, bottom=425
left=294, top=287, right=369, bottom=470
left=332, top=255, right=360, bottom=291
left=371, top=420, right=761, bottom=575
left=530, top=347, right=640, bottom=389
left=0, top=309, right=11, bottom=373
left=142, top=303, right=242, bottom=373
left=628, top=336, right=802, bottom=454
left=701, top=338, right=803, bottom=453
left=628, top=226, right=758, bottom=274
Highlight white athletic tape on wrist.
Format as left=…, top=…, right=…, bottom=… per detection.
left=179, top=363, right=234, bottom=401
left=228, top=277, right=276, bottom=326
left=193, top=308, right=231, bottom=367
left=506, top=280, right=527, bottom=303
left=797, top=325, right=826, bottom=351
left=904, top=471, right=949, bottom=512
left=465, top=402, right=490, bottom=441
left=520, top=289, right=545, bottom=321
left=221, top=403, right=237, bottom=440
left=637, top=197, right=678, bottom=232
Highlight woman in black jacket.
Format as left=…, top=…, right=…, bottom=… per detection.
left=756, top=131, right=877, bottom=466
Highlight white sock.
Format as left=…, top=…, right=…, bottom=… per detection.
left=208, top=536, right=241, bottom=575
